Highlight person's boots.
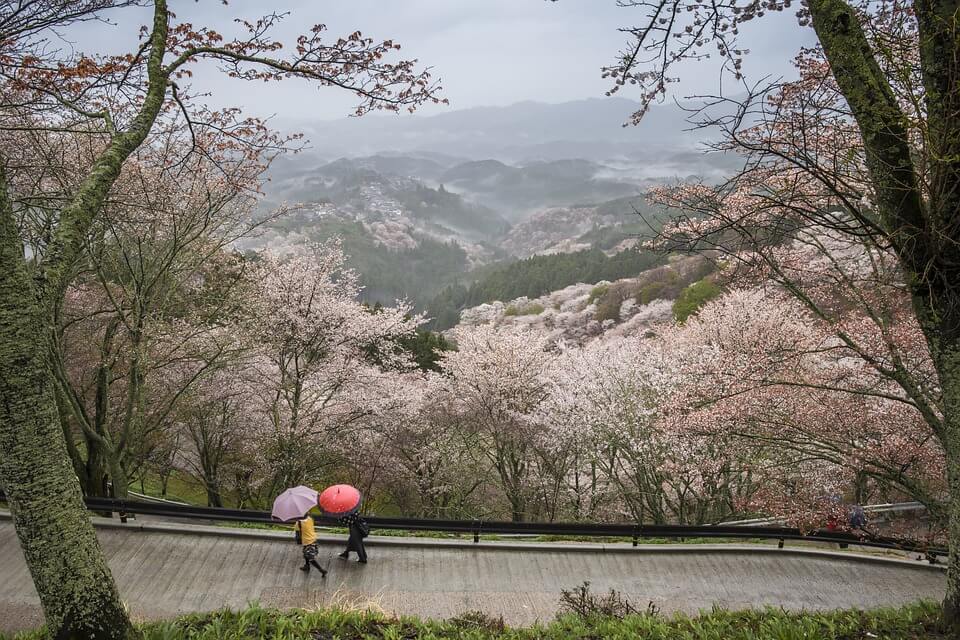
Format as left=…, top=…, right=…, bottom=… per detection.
left=338, top=551, right=349, bottom=559
left=299, top=563, right=310, bottom=572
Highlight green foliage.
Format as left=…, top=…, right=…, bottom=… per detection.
left=632, top=259, right=715, bottom=307
left=672, top=277, right=723, bottom=323
left=397, top=329, right=455, bottom=372
left=571, top=196, right=669, bottom=251
left=504, top=303, right=545, bottom=317
left=594, top=295, right=623, bottom=323
left=2, top=600, right=946, bottom=640
left=637, top=281, right=667, bottom=305
left=587, top=284, right=609, bottom=304
left=393, top=183, right=509, bottom=238
left=427, top=248, right=666, bottom=330
left=133, top=470, right=212, bottom=505
left=360, top=306, right=454, bottom=372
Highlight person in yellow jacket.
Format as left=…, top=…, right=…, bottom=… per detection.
left=294, top=515, right=327, bottom=576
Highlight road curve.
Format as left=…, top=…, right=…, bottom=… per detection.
left=0, top=516, right=946, bottom=633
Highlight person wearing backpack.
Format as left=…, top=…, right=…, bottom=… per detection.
left=849, top=504, right=867, bottom=530
left=294, top=515, right=327, bottom=576
left=337, top=512, right=369, bottom=563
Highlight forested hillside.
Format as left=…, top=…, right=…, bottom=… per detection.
left=256, top=217, right=481, bottom=306
left=425, top=247, right=665, bottom=329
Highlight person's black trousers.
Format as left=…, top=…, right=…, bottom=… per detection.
left=343, top=524, right=367, bottom=562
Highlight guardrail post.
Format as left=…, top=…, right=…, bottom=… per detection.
left=632, top=525, right=639, bottom=547
left=778, top=538, right=784, bottom=549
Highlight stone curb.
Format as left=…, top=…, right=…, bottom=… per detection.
left=0, top=509, right=944, bottom=573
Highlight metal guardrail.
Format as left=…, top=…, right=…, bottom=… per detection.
left=722, top=502, right=928, bottom=526
left=71, top=496, right=949, bottom=559
left=126, top=490, right=191, bottom=506
left=0, top=492, right=945, bottom=558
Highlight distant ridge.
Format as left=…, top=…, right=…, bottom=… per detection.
left=283, top=97, right=728, bottom=166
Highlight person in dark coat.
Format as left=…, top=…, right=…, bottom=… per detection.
left=849, top=504, right=867, bottom=530
left=338, top=512, right=369, bottom=563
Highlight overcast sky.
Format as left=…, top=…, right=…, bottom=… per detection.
left=65, top=0, right=817, bottom=124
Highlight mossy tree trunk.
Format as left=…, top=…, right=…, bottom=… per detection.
left=0, top=169, right=136, bottom=639
left=942, top=351, right=960, bottom=623
left=0, top=2, right=171, bottom=637
left=920, top=303, right=960, bottom=622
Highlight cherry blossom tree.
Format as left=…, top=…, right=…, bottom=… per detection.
left=358, top=372, right=487, bottom=518
left=244, top=243, right=423, bottom=503
left=46, top=123, right=271, bottom=501
left=542, top=336, right=756, bottom=524
left=587, top=0, right=960, bottom=620
left=657, top=280, right=946, bottom=528
left=174, top=364, right=262, bottom=507
left=441, top=325, right=556, bottom=521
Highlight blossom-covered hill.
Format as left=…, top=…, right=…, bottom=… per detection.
left=453, top=254, right=716, bottom=343
left=500, top=195, right=665, bottom=258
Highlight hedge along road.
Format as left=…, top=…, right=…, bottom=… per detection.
left=0, top=515, right=947, bottom=633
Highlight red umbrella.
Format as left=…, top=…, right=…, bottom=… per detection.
left=318, top=484, right=362, bottom=517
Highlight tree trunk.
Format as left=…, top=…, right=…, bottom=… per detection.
left=206, top=482, right=223, bottom=508
left=944, top=451, right=960, bottom=626
left=934, top=332, right=960, bottom=627
left=0, top=179, right=135, bottom=639
left=108, top=458, right=130, bottom=500
left=510, top=503, right=525, bottom=523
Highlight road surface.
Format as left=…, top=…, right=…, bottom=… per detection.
left=0, top=515, right=946, bottom=633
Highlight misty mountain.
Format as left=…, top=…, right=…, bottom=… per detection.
left=438, top=158, right=642, bottom=220
left=282, top=97, right=738, bottom=174
left=246, top=97, right=740, bottom=315
left=262, top=156, right=509, bottom=243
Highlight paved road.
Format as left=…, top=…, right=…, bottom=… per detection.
left=0, top=516, right=946, bottom=633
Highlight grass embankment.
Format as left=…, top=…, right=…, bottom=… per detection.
left=1, top=602, right=948, bottom=640
left=133, top=471, right=217, bottom=505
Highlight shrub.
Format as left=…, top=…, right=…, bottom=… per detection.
left=587, top=284, right=609, bottom=304
left=558, top=582, right=658, bottom=620
left=673, top=277, right=722, bottom=323
left=594, top=295, right=623, bottom=323
left=449, top=610, right=506, bottom=632
left=504, top=303, right=544, bottom=317
left=637, top=281, right=667, bottom=305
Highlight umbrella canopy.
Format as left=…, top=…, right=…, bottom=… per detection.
left=318, top=484, right=362, bottom=516
left=271, top=485, right=319, bottom=523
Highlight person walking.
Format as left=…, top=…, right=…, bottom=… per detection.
left=294, top=514, right=327, bottom=576
left=338, top=512, right=369, bottom=563
left=849, top=504, right=867, bottom=530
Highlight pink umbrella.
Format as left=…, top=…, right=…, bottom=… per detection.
left=271, top=485, right=319, bottom=522
left=318, top=484, right=362, bottom=517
